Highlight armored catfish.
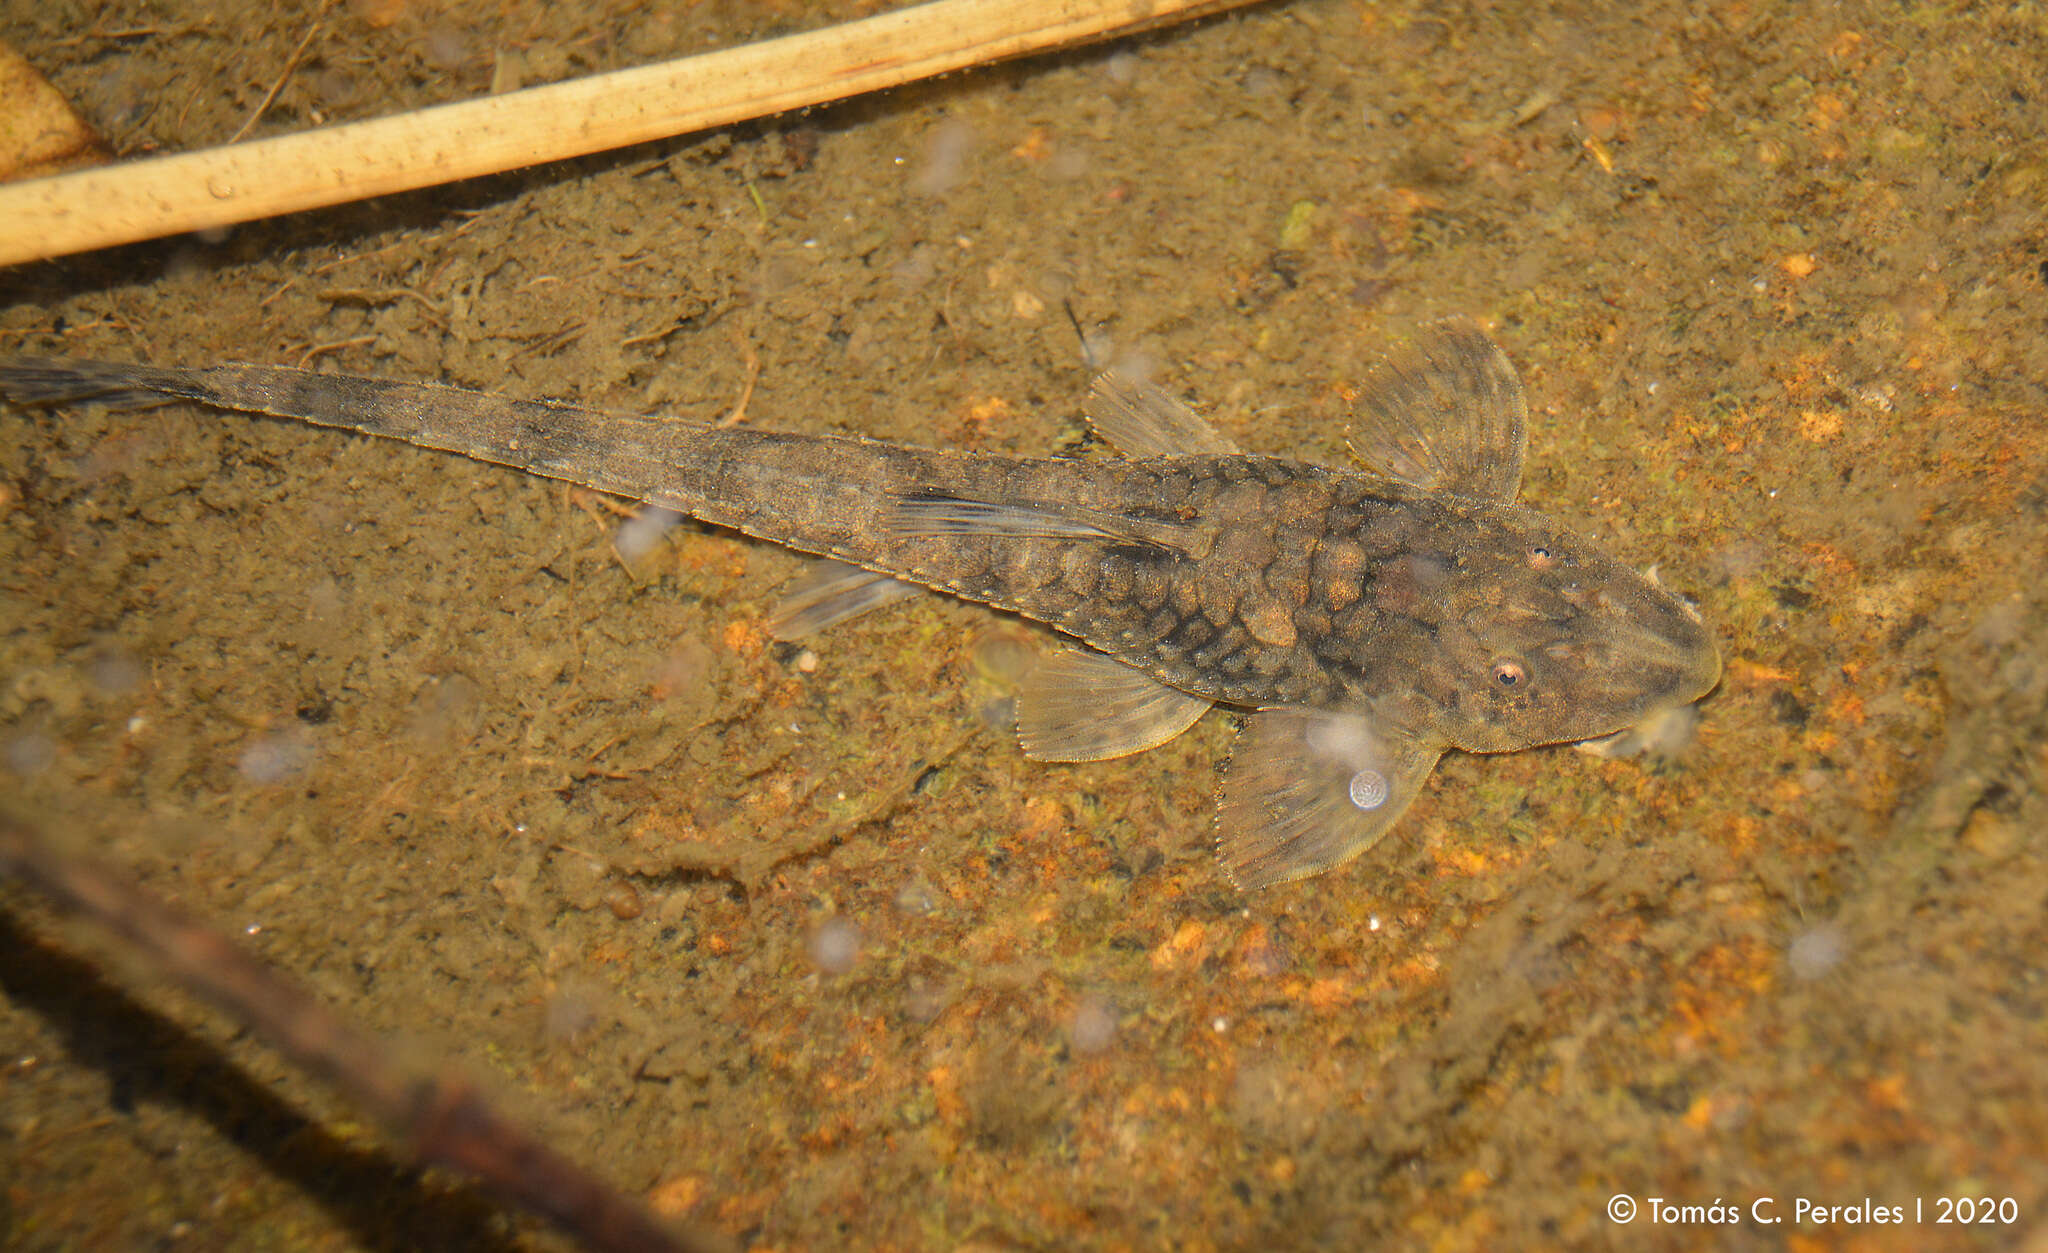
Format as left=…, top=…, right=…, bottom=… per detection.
left=0, top=321, right=1721, bottom=888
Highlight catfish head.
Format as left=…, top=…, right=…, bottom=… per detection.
left=1405, top=500, right=1722, bottom=755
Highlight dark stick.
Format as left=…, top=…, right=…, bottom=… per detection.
left=0, top=811, right=733, bottom=1253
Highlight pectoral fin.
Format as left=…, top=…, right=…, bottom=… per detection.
left=1017, top=648, right=1212, bottom=762
left=767, top=559, right=925, bottom=640
left=1343, top=318, right=1527, bottom=502
left=1085, top=370, right=1241, bottom=455
left=1216, top=709, right=1442, bottom=889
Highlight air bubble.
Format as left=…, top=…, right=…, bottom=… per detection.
left=1347, top=769, right=1388, bottom=810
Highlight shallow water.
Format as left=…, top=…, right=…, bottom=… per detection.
left=2, top=1, right=2045, bottom=1248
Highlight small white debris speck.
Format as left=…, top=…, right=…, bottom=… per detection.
left=1788, top=924, right=1846, bottom=981
left=237, top=734, right=313, bottom=784
left=614, top=506, right=685, bottom=563
left=808, top=915, right=862, bottom=975
left=1068, top=996, right=1117, bottom=1054
left=893, top=878, right=937, bottom=916
left=4, top=734, right=54, bottom=776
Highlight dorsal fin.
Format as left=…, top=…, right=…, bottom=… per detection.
left=887, top=493, right=1206, bottom=556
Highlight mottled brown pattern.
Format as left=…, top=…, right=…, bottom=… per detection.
left=0, top=322, right=1720, bottom=888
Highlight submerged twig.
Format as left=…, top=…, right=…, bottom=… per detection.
left=0, top=811, right=732, bottom=1253
left=0, top=0, right=1256, bottom=264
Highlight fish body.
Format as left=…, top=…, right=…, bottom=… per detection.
left=0, top=322, right=1720, bottom=887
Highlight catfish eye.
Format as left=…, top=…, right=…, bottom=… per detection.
left=1526, top=545, right=1554, bottom=571
left=1492, top=661, right=1527, bottom=687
